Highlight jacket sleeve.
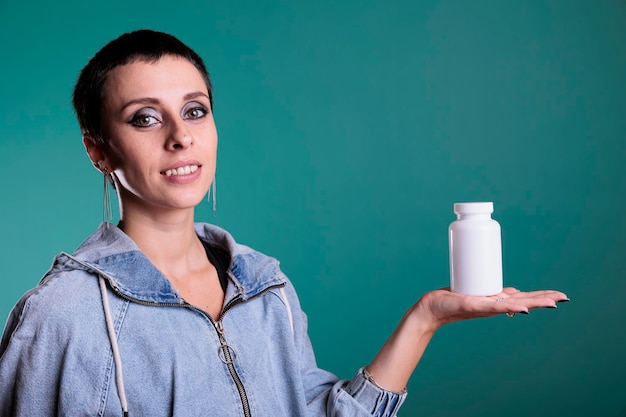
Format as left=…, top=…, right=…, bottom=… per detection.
left=281, top=281, right=407, bottom=417
left=0, top=289, right=60, bottom=417
left=0, top=277, right=103, bottom=417
left=0, top=299, right=21, bottom=416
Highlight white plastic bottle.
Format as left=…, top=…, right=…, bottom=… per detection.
left=449, top=202, right=503, bottom=296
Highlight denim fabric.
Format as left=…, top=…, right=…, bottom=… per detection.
left=0, top=223, right=406, bottom=416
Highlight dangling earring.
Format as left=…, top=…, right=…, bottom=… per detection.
left=208, top=177, right=217, bottom=216
left=103, top=168, right=113, bottom=228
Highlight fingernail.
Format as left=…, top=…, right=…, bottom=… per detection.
left=547, top=304, right=557, bottom=309
left=557, top=299, right=570, bottom=303
left=519, top=311, right=529, bottom=315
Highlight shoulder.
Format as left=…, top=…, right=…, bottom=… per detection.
left=1, top=261, right=103, bottom=353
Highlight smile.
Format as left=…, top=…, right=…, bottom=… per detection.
left=164, top=165, right=199, bottom=176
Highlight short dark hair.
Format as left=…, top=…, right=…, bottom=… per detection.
left=72, top=29, right=213, bottom=146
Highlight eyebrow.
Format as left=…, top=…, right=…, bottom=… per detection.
left=119, top=91, right=211, bottom=112
left=184, top=91, right=210, bottom=101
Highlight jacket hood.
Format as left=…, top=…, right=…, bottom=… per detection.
left=46, top=222, right=286, bottom=306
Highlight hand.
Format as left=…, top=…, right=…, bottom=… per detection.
left=413, top=287, right=569, bottom=332
left=366, top=287, right=569, bottom=392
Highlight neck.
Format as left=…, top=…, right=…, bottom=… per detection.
left=117, top=207, right=205, bottom=282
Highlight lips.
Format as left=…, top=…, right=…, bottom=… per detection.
left=163, top=164, right=199, bottom=177
left=161, top=158, right=202, bottom=177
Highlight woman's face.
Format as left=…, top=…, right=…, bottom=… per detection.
left=97, top=55, right=217, bottom=216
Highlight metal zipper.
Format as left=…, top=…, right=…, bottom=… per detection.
left=212, top=282, right=286, bottom=417
left=214, top=317, right=251, bottom=417
left=104, top=274, right=286, bottom=417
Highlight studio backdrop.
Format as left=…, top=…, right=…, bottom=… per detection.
left=1, top=1, right=625, bottom=416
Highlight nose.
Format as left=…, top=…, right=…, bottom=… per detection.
left=165, top=119, right=193, bottom=150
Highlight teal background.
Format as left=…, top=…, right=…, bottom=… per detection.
left=1, top=1, right=625, bottom=416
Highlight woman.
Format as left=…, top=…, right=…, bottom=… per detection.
left=0, top=29, right=568, bottom=417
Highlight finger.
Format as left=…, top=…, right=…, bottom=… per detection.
left=508, top=290, right=569, bottom=303
left=476, top=297, right=529, bottom=315
left=490, top=295, right=559, bottom=312
left=486, top=288, right=519, bottom=301
left=502, top=287, right=521, bottom=295
left=520, top=289, right=567, bottom=298
left=489, top=300, right=530, bottom=315
left=502, top=288, right=568, bottom=299
left=502, top=295, right=568, bottom=311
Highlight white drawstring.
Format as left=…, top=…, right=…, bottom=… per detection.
left=64, top=251, right=289, bottom=417
left=99, top=275, right=129, bottom=417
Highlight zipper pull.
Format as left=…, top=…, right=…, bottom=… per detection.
left=215, top=320, right=225, bottom=335
left=215, top=320, right=237, bottom=364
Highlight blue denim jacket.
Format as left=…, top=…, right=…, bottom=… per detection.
left=0, top=223, right=406, bottom=416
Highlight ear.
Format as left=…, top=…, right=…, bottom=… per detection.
left=83, top=135, right=108, bottom=172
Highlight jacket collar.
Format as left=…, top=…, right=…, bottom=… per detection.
left=49, top=223, right=286, bottom=306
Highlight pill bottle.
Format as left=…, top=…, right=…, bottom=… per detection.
left=449, top=202, right=503, bottom=296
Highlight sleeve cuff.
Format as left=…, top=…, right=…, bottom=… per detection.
left=343, top=367, right=407, bottom=417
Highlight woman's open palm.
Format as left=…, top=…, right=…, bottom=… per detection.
left=416, top=287, right=569, bottom=329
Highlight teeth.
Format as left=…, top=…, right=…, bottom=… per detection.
left=165, top=165, right=198, bottom=176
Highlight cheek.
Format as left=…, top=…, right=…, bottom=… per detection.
left=103, top=143, right=128, bottom=170
left=105, top=132, right=149, bottom=170
left=99, top=127, right=128, bottom=167
left=195, top=128, right=218, bottom=156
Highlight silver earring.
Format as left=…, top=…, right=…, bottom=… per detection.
left=103, top=168, right=112, bottom=227
left=208, top=177, right=217, bottom=216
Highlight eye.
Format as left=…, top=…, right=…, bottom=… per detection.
left=128, top=108, right=161, bottom=127
left=183, top=103, right=208, bottom=120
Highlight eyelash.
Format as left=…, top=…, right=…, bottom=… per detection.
left=129, top=114, right=160, bottom=127
left=184, top=106, right=208, bottom=120
left=128, top=105, right=209, bottom=128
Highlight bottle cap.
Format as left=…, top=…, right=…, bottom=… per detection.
left=453, top=202, right=494, bottom=214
